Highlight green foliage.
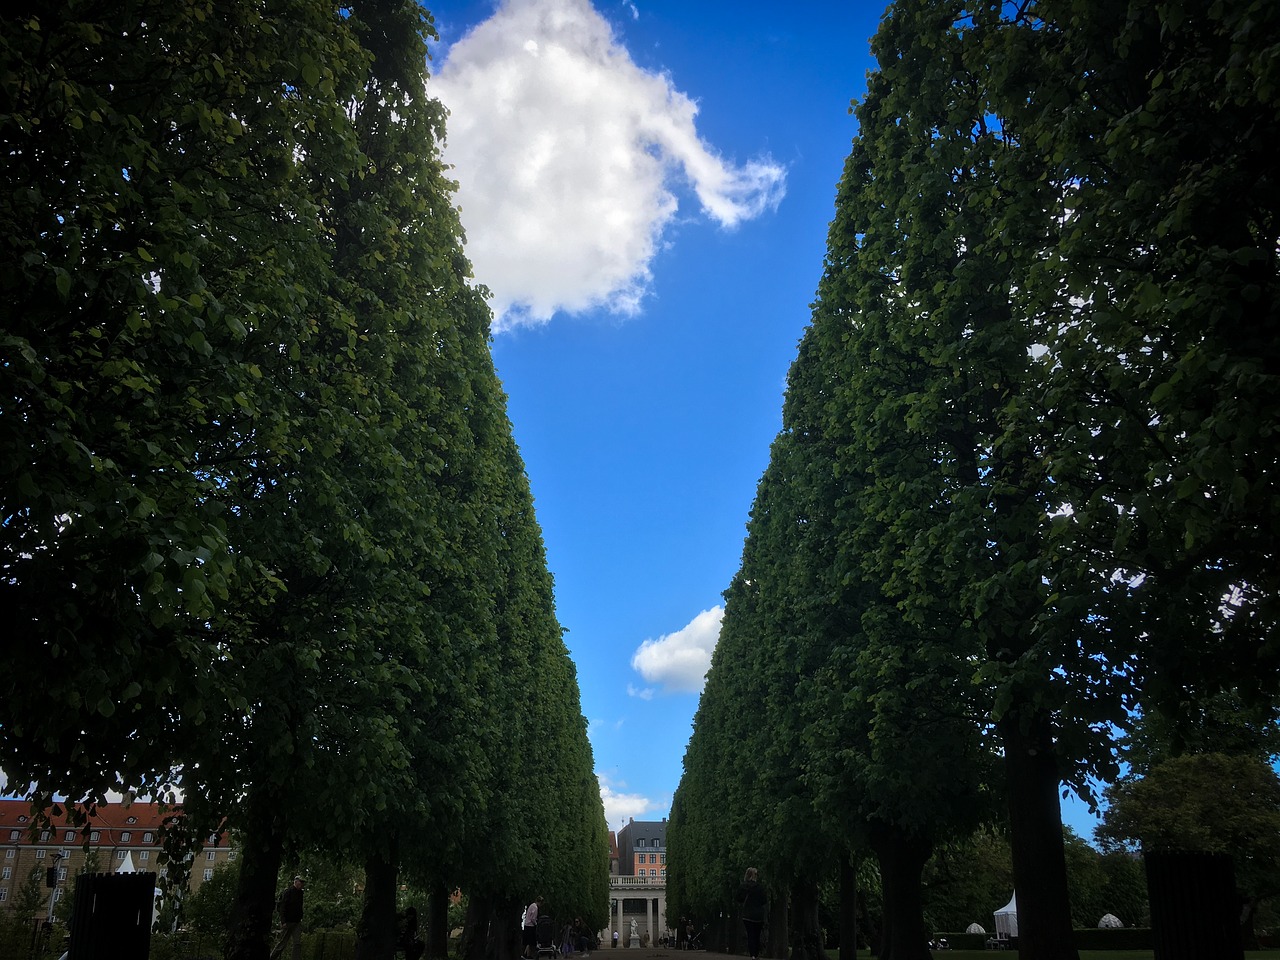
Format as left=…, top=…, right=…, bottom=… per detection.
left=677, top=0, right=1280, bottom=955
left=1099, top=754, right=1280, bottom=860
left=1, top=2, right=605, bottom=955
left=184, top=860, right=241, bottom=937
left=14, top=864, right=49, bottom=920
left=922, top=830, right=1014, bottom=934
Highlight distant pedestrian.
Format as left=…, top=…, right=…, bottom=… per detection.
left=270, top=876, right=304, bottom=960
left=523, top=896, right=544, bottom=959
left=737, top=867, right=766, bottom=960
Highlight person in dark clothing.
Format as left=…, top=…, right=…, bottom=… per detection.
left=398, top=906, right=425, bottom=960
left=737, top=867, right=767, bottom=960
left=271, top=876, right=305, bottom=960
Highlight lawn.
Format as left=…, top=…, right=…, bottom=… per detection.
left=921, top=953, right=1280, bottom=960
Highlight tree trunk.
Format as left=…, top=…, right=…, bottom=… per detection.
left=839, top=857, right=858, bottom=960
left=225, top=787, right=285, bottom=960
left=1145, top=850, right=1243, bottom=960
left=789, top=879, right=825, bottom=960
left=426, top=880, right=451, bottom=960
left=460, top=891, right=491, bottom=960
left=355, top=845, right=399, bottom=960
left=869, top=824, right=931, bottom=960
left=1240, top=895, right=1259, bottom=950
left=1000, top=709, right=1079, bottom=960
left=490, top=897, right=521, bottom=960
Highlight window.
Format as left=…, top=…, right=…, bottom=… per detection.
left=0, top=888, right=7, bottom=902
left=660, top=869, right=667, bottom=877
left=57, top=868, right=67, bottom=881
left=39, top=831, right=49, bottom=842
left=660, top=854, right=666, bottom=864
left=143, top=833, right=153, bottom=843
left=7, top=831, right=16, bottom=841
left=126, top=817, right=137, bottom=825
left=64, top=831, right=75, bottom=842
left=138, top=852, right=149, bottom=862
left=54, top=888, right=63, bottom=902
left=121, top=832, right=131, bottom=842
left=206, top=851, right=215, bottom=861
left=5, top=850, right=13, bottom=859
left=36, top=851, right=45, bottom=860
left=116, top=852, right=127, bottom=861
left=634, top=839, right=642, bottom=848
left=203, top=869, right=213, bottom=882
left=90, top=831, right=100, bottom=842
left=208, top=833, right=219, bottom=843
left=1, top=867, right=10, bottom=880
left=228, top=851, right=237, bottom=861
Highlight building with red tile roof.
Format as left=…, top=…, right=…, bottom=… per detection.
left=0, top=799, right=234, bottom=919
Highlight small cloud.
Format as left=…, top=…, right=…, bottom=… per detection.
left=626, top=683, right=655, bottom=700
left=598, top=772, right=656, bottom=829
left=631, top=606, right=721, bottom=693
left=433, top=0, right=785, bottom=329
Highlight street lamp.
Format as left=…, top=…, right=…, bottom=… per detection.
left=45, top=852, right=66, bottom=924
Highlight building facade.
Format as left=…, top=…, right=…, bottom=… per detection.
left=609, top=819, right=669, bottom=946
left=616, top=818, right=666, bottom=878
left=0, top=800, right=234, bottom=919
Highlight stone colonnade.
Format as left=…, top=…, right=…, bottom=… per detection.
left=605, top=876, right=668, bottom=947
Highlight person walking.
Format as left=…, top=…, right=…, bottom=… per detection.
left=270, top=876, right=305, bottom=960
left=523, top=896, right=544, bottom=959
left=737, top=867, right=767, bottom=960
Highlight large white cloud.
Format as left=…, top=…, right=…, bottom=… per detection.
left=432, top=0, right=786, bottom=330
left=597, top=772, right=657, bottom=831
left=631, top=606, right=720, bottom=693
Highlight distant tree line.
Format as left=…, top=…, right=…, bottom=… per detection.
left=0, top=3, right=607, bottom=959
left=668, top=2, right=1280, bottom=959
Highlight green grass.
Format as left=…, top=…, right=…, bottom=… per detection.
left=920, top=953, right=1280, bottom=960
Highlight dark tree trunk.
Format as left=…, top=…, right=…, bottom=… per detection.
left=839, top=857, right=858, bottom=960
left=709, top=913, right=736, bottom=955
left=491, top=897, right=522, bottom=960
left=460, top=891, right=491, bottom=960
left=355, top=845, right=399, bottom=960
left=1000, top=709, right=1079, bottom=960
left=1240, top=895, right=1259, bottom=950
left=1145, top=850, right=1243, bottom=960
left=767, top=885, right=788, bottom=960
left=789, top=879, right=826, bottom=960
left=225, top=787, right=285, bottom=960
left=426, top=880, right=451, bottom=960
left=869, top=825, right=931, bottom=960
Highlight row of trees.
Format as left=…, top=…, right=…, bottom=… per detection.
left=669, top=1, right=1279, bottom=959
left=0, top=2, right=608, bottom=958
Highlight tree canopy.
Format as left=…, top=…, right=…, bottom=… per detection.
left=672, top=1, right=1280, bottom=958
left=0, top=3, right=605, bottom=958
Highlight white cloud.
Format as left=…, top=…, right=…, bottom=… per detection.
left=626, top=682, right=654, bottom=700
left=597, top=772, right=656, bottom=830
left=631, top=606, right=720, bottom=693
left=433, top=0, right=786, bottom=330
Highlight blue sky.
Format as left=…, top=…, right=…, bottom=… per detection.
left=425, top=0, right=1104, bottom=842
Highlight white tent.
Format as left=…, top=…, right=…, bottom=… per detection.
left=965, top=923, right=986, bottom=934
left=994, top=893, right=1018, bottom=939
left=1098, top=913, right=1123, bottom=929
left=116, top=851, right=136, bottom=873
